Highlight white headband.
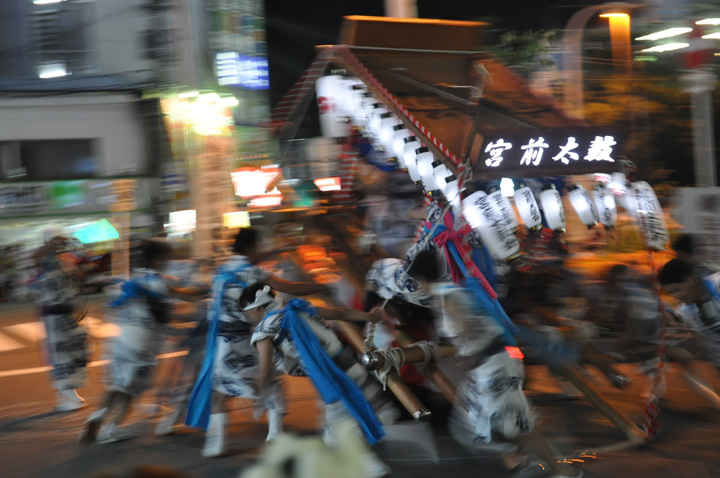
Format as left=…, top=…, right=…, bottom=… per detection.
left=243, top=285, right=275, bottom=311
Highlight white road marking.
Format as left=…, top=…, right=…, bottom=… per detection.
left=0, top=350, right=188, bottom=379
left=1, top=317, right=120, bottom=349
left=0, top=333, right=24, bottom=352
left=4, top=322, right=46, bottom=342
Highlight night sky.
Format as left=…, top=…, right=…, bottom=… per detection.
left=263, top=0, right=586, bottom=106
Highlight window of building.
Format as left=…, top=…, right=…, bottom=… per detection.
left=30, top=0, right=93, bottom=77
left=1, top=139, right=98, bottom=180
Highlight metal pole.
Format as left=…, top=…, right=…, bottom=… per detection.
left=691, top=89, right=717, bottom=188
left=384, top=0, right=417, bottom=18
left=681, top=70, right=717, bottom=188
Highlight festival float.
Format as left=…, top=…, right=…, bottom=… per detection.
left=262, top=15, right=675, bottom=450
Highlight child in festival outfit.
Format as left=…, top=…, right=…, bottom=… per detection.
left=245, top=283, right=395, bottom=478
left=32, top=229, right=90, bottom=412
left=185, top=227, right=329, bottom=458
left=407, top=250, right=583, bottom=478
left=78, top=239, right=202, bottom=444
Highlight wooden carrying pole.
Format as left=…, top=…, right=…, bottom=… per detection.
left=333, top=320, right=432, bottom=421
left=388, top=329, right=458, bottom=403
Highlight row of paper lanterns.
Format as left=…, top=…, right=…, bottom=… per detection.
left=316, top=74, right=462, bottom=207
left=315, top=75, right=669, bottom=262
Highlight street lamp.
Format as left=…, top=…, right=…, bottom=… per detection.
left=599, top=12, right=632, bottom=74
left=561, top=3, right=643, bottom=119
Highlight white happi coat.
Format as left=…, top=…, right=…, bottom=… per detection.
left=32, top=254, right=89, bottom=391
left=433, top=282, right=533, bottom=444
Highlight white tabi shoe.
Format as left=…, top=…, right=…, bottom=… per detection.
left=201, top=413, right=228, bottom=458
left=78, top=408, right=107, bottom=444
left=96, top=423, right=139, bottom=444
left=265, top=409, right=285, bottom=443
left=55, top=389, right=88, bottom=412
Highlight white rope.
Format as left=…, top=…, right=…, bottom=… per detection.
left=373, top=347, right=406, bottom=391
left=413, top=341, right=441, bottom=369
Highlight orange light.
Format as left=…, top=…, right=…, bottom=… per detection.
left=505, top=346, right=524, bottom=360
left=313, top=177, right=342, bottom=192
left=599, top=13, right=629, bottom=18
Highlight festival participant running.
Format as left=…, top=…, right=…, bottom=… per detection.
left=245, top=283, right=394, bottom=478
left=78, top=239, right=203, bottom=444
left=186, top=227, right=330, bottom=458
left=32, top=228, right=90, bottom=412
left=658, top=258, right=720, bottom=408
left=407, top=250, right=583, bottom=478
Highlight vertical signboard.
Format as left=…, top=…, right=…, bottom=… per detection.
left=110, top=179, right=137, bottom=278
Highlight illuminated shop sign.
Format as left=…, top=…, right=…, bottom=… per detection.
left=215, top=52, right=269, bottom=90
left=313, top=177, right=342, bottom=192
left=230, top=165, right=282, bottom=208
left=478, top=130, right=623, bottom=178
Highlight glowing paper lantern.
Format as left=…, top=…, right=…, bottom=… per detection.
left=488, top=188, right=518, bottom=231
left=439, top=176, right=461, bottom=214
left=364, top=102, right=387, bottom=131
left=349, top=83, right=369, bottom=117
left=567, top=184, right=598, bottom=228
left=540, top=185, right=566, bottom=232
left=379, top=116, right=402, bottom=145
left=316, top=75, right=349, bottom=138
left=631, top=181, right=669, bottom=250
left=609, top=172, right=627, bottom=197
left=513, top=185, right=542, bottom=231
left=462, top=190, right=520, bottom=262
left=402, top=138, right=421, bottom=178
left=594, top=173, right=611, bottom=184
left=391, top=125, right=412, bottom=161
left=369, top=105, right=391, bottom=135
left=412, top=147, right=433, bottom=187
left=592, top=183, right=617, bottom=230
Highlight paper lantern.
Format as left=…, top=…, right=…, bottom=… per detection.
left=567, top=184, right=598, bottom=228
left=540, top=185, right=566, bottom=232
left=513, top=185, right=542, bottom=231
left=427, top=161, right=455, bottom=198
left=316, top=75, right=349, bottom=138
left=402, top=137, right=422, bottom=173
left=349, top=83, right=369, bottom=117
left=411, top=147, right=433, bottom=186
left=488, top=188, right=519, bottom=231
left=609, top=172, right=627, bottom=197
left=462, top=191, right=520, bottom=262
left=592, top=183, right=617, bottom=230
left=439, top=176, right=461, bottom=215
left=364, top=103, right=388, bottom=133
left=391, top=125, right=412, bottom=160
left=631, top=181, right=669, bottom=250
left=378, top=115, right=402, bottom=145
left=594, top=173, right=611, bottom=184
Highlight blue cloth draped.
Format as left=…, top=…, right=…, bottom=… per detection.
left=269, top=299, right=385, bottom=445
left=443, top=237, right=577, bottom=369
left=442, top=240, right=517, bottom=346
left=108, top=276, right=164, bottom=308
left=185, top=266, right=248, bottom=430
left=704, top=279, right=720, bottom=302
left=472, top=245, right=497, bottom=290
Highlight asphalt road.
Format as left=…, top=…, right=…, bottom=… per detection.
left=1, top=298, right=720, bottom=478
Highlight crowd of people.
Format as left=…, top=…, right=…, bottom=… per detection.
left=23, top=194, right=720, bottom=478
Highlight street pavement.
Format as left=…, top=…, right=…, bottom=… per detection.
left=1, top=298, right=720, bottom=478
